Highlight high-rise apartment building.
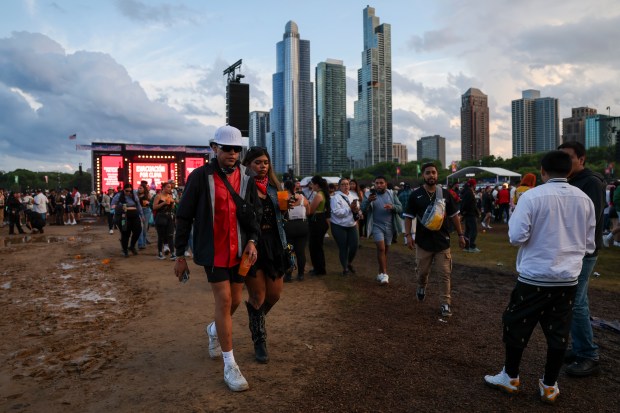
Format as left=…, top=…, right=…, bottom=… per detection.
left=562, top=107, right=597, bottom=145
left=460, top=88, right=489, bottom=161
left=316, top=59, right=348, bottom=174
left=512, top=90, right=559, bottom=157
left=349, top=6, right=392, bottom=168
left=249, top=111, right=270, bottom=148
left=392, top=142, right=408, bottom=164
left=585, top=115, right=620, bottom=149
left=417, top=135, right=446, bottom=169
left=269, top=21, right=314, bottom=176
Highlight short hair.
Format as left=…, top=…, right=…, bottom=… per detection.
left=374, top=175, right=387, bottom=182
left=558, top=141, right=586, bottom=165
left=421, top=162, right=437, bottom=174
left=338, top=178, right=350, bottom=185
left=541, top=150, right=572, bottom=177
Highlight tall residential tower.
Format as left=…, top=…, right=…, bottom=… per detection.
left=460, top=88, right=489, bottom=161
left=269, top=21, right=314, bottom=176
left=316, top=59, right=348, bottom=174
left=349, top=6, right=392, bottom=168
left=511, top=89, right=559, bottom=157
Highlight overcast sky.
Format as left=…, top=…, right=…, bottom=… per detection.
left=1, top=0, right=618, bottom=173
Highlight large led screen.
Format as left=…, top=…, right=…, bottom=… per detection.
left=185, top=158, right=205, bottom=181
left=101, top=156, right=123, bottom=191
left=132, top=163, right=170, bottom=189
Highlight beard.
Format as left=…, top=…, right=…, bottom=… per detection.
left=423, top=177, right=436, bottom=187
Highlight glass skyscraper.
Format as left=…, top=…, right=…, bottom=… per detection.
left=316, top=59, right=347, bottom=174
left=512, top=90, right=559, bottom=157
left=350, top=6, right=392, bottom=168
left=269, top=21, right=314, bottom=176
left=249, top=111, right=270, bottom=148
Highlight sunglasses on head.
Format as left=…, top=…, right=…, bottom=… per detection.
left=218, top=144, right=242, bottom=153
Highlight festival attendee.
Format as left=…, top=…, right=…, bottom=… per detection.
left=153, top=182, right=175, bottom=260
left=70, top=186, right=81, bottom=225
left=137, top=183, right=152, bottom=250
left=403, top=162, right=466, bottom=317
left=513, top=173, right=537, bottom=206
left=361, top=175, right=403, bottom=284
left=111, top=183, right=143, bottom=257
left=0, top=188, right=6, bottom=227
left=241, top=146, right=289, bottom=363
left=306, top=176, right=330, bottom=276
left=497, top=183, right=510, bottom=223
left=89, top=191, right=98, bottom=215
left=460, top=179, right=481, bottom=253
left=330, top=178, right=360, bottom=276
left=558, top=141, right=606, bottom=377
left=7, top=192, right=25, bottom=235
left=101, top=188, right=114, bottom=233
left=484, top=150, right=595, bottom=405
left=174, top=125, right=260, bottom=392
left=481, top=186, right=494, bottom=229
left=283, top=179, right=309, bottom=281
left=33, top=188, right=48, bottom=225
left=63, top=188, right=73, bottom=225
left=603, top=181, right=620, bottom=246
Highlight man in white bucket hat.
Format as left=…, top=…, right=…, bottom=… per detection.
left=174, top=125, right=259, bottom=392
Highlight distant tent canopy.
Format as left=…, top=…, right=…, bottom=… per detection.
left=299, top=176, right=341, bottom=186
left=447, top=167, right=521, bottom=183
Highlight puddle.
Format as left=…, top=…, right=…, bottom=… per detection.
left=0, top=235, right=93, bottom=247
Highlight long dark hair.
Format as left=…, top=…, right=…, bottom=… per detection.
left=242, top=147, right=281, bottom=189
left=311, top=175, right=331, bottom=215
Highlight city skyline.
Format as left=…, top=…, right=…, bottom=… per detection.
left=0, top=1, right=619, bottom=173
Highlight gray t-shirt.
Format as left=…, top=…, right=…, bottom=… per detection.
left=372, top=191, right=393, bottom=229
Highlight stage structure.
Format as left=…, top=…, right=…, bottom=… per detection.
left=77, top=143, right=213, bottom=193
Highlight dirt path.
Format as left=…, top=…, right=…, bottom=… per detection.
left=1, top=222, right=619, bottom=412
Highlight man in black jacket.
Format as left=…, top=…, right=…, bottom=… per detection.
left=174, top=125, right=260, bottom=392
left=558, top=141, right=605, bottom=377
left=460, top=179, right=481, bottom=253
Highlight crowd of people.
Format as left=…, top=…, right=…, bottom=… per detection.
left=2, top=130, right=616, bottom=404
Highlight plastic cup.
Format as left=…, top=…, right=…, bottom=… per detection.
left=277, top=191, right=289, bottom=211
left=238, top=252, right=252, bottom=276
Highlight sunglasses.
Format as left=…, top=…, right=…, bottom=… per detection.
left=218, top=145, right=242, bottom=153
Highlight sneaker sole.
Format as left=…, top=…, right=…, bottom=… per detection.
left=484, top=379, right=520, bottom=394
left=226, top=381, right=249, bottom=392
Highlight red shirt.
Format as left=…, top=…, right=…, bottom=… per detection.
left=497, top=188, right=510, bottom=205
left=213, top=168, right=241, bottom=268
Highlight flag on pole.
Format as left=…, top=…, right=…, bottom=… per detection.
left=68, top=134, right=77, bottom=140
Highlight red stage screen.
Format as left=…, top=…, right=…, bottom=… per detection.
left=185, top=158, right=205, bottom=181
left=101, top=156, right=123, bottom=192
left=133, top=163, right=170, bottom=189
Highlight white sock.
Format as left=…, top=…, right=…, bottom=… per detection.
left=222, top=350, right=235, bottom=367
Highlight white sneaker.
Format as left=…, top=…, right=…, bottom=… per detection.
left=484, top=367, right=520, bottom=394
left=602, top=233, right=613, bottom=247
left=539, top=379, right=559, bottom=404
left=223, top=363, right=249, bottom=392
left=205, top=322, right=222, bottom=359
left=109, top=229, right=114, bottom=234
left=64, top=221, right=69, bottom=225
left=481, top=222, right=487, bottom=229
left=71, top=220, right=77, bottom=225
left=163, top=244, right=170, bottom=255
left=376, top=273, right=389, bottom=285
left=614, top=241, right=620, bottom=247
left=184, top=250, right=191, bottom=257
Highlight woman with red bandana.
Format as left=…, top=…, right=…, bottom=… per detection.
left=241, top=146, right=289, bottom=364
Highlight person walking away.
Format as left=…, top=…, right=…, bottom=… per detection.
left=460, top=179, right=481, bottom=253
left=558, top=141, right=606, bottom=377
left=33, top=188, right=48, bottom=226
left=484, top=150, right=595, bottom=404
left=101, top=188, right=114, bottom=233
left=330, top=178, right=360, bottom=276
left=361, top=175, right=403, bottom=285
left=153, top=182, right=175, bottom=259
left=174, top=125, right=260, bottom=392
left=137, top=184, right=152, bottom=250
left=111, top=183, right=143, bottom=257
left=306, top=176, right=330, bottom=276
left=7, top=192, right=25, bottom=235
left=497, top=184, right=510, bottom=223
left=403, top=162, right=466, bottom=317
left=283, top=179, right=309, bottom=281
left=481, top=186, right=494, bottom=229
left=242, top=146, right=289, bottom=363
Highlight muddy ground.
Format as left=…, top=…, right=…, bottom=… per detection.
left=0, top=221, right=618, bottom=412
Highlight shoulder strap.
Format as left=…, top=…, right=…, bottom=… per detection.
left=340, top=194, right=351, bottom=205
left=214, top=164, right=244, bottom=203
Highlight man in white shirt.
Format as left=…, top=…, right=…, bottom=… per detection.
left=33, top=188, right=48, bottom=224
left=484, top=150, right=595, bottom=405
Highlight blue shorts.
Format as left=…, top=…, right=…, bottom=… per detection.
left=372, top=224, right=393, bottom=246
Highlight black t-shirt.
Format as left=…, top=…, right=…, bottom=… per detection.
left=404, top=186, right=459, bottom=252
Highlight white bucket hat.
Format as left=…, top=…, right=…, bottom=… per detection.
left=212, top=125, right=248, bottom=147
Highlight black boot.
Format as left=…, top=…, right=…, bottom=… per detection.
left=246, top=301, right=269, bottom=363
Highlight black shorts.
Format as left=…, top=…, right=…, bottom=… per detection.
left=502, top=281, right=577, bottom=350
left=204, top=266, right=245, bottom=284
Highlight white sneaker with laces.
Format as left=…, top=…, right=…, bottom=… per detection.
left=163, top=244, right=170, bottom=255
left=224, top=363, right=249, bottom=392
left=614, top=241, right=620, bottom=248
left=481, top=222, right=487, bottom=229
left=602, top=233, right=613, bottom=247
left=441, top=304, right=452, bottom=317
left=205, top=322, right=222, bottom=359
left=484, top=367, right=520, bottom=394
left=109, top=229, right=114, bottom=234
left=184, top=250, right=191, bottom=257
left=376, top=273, right=389, bottom=285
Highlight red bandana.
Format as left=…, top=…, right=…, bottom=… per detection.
left=254, top=176, right=268, bottom=195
